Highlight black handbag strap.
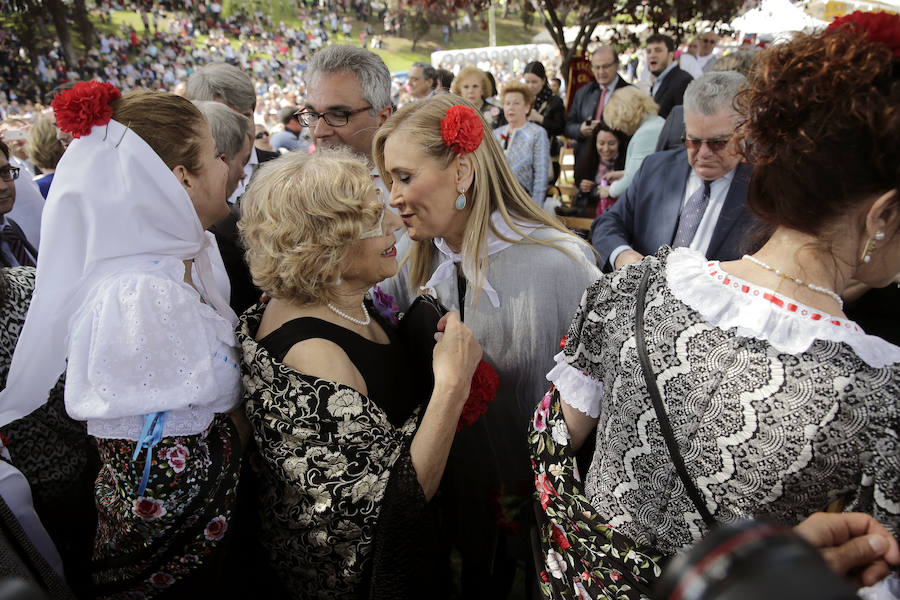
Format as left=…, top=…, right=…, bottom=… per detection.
left=635, top=268, right=717, bottom=527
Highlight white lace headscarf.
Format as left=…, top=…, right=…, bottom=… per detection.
left=0, top=118, right=235, bottom=427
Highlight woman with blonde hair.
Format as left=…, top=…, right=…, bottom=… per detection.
left=451, top=65, right=503, bottom=128
left=25, top=117, right=64, bottom=198
left=236, top=149, right=482, bottom=599
left=375, top=95, right=599, bottom=595
left=588, top=86, right=664, bottom=201
left=493, top=81, right=551, bottom=208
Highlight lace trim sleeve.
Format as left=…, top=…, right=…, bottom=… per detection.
left=65, top=269, right=241, bottom=426
left=546, top=352, right=603, bottom=418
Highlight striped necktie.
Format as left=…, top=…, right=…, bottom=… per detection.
left=1, top=224, right=36, bottom=267
left=672, top=179, right=712, bottom=248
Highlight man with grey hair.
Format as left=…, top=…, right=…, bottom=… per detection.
left=592, top=71, right=757, bottom=270
left=407, top=61, right=437, bottom=101
left=188, top=63, right=280, bottom=313
left=186, top=62, right=279, bottom=204
left=192, top=100, right=253, bottom=199
left=565, top=45, right=632, bottom=180
left=299, top=45, right=395, bottom=204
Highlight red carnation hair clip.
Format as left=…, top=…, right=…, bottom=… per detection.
left=441, top=104, right=484, bottom=154
left=51, top=81, right=122, bottom=139
left=826, top=10, right=900, bottom=58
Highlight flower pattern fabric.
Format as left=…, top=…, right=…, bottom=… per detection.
left=0, top=267, right=100, bottom=595
left=91, top=415, right=241, bottom=598
left=554, top=248, right=899, bottom=557
left=530, top=388, right=662, bottom=600
left=236, top=305, right=432, bottom=599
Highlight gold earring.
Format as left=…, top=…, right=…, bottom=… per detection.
left=861, top=231, right=885, bottom=263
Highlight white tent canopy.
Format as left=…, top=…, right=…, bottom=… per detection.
left=732, top=0, right=827, bottom=34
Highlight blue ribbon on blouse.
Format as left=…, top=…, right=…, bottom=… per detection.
left=131, top=411, right=166, bottom=496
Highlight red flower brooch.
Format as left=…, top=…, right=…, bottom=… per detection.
left=827, top=10, right=900, bottom=58
left=441, top=104, right=484, bottom=154
left=51, top=81, right=122, bottom=139
left=456, top=359, right=499, bottom=432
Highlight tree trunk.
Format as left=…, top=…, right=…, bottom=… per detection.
left=71, top=0, right=95, bottom=52
left=44, top=0, right=77, bottom=66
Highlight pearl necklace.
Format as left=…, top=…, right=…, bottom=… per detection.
left=742, top=255, right=844, bottom=308
left=326, top=301, right=371, bottom=326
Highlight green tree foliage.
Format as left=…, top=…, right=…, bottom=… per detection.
left=425, top=0, right=744, bottom=81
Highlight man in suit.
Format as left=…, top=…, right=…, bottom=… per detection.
left=592, top=72, right=756, bottom=270
left=187, top=63, right=279, bottom=313
left=565, top=46, right=631, bottom=175
left=647, top=33, right=693, bottom=119
left=300, top=45, right=394, bottom=198
left=0, top=141, right=37, bottom=268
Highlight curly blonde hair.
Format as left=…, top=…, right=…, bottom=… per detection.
left=450, top=66, right=491, bottom=102
left=238, top=150, right=381, bottom=304
left=499, top=81, right=533, bottom=108
left=601, top=86, right=659, bottom=136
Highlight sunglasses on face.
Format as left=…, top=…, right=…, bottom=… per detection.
left=255, top=131, right=269, bottom=139
left=682, top=136, right=731, bottom=153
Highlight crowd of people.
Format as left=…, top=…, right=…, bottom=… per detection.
left=0, top=7, right=899, bottom=600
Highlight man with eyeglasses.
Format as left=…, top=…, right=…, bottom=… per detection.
left=0, top=141, right=37, bottom=268
left=565, top=46, right=632, bottom=183
left=679, top=30, right=720, bottom=79
left=591, top=72, right=756, bottom=271
left=300, top=45, right=395, bottom=202
left=270, top=106, right=311, bottom=154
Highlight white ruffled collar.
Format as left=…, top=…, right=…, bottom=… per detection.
left=665, top=247, right=900, bottom=369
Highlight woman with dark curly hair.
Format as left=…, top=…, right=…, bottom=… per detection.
left=530, top=12, right=900, bottom=599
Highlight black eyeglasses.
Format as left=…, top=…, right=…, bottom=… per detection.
left=255, top=131, right=269, bottom=139
left=0, top=165, right=20, bottom=182
left=294, top=105, right=373, bottom=128
left=682, top=136, right=731, bottom=153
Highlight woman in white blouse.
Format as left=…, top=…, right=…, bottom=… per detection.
left=530, top=17, right=900, bottom=599
left=1, top=86, right=249, bottom=597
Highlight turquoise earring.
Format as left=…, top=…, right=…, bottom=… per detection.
left=455, top=191, right=466, bottom=210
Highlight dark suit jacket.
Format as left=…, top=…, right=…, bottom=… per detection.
left=0, top=218, right=37, bottom=268
left=565, top=76, right=631, bottom=146
left=209, top=147, right=281, bottom=314
left=652, top=67, right=692, bottom=119
left=565, top=75, right=632, bottom=183
left=655, top=105, right=685, bottom=152
left=255, top=147, right=280, bottom=162
left=590, top=148, right=757, bottom=271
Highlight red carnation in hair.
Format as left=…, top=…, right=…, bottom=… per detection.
left=51, top=81, right=122, bottom=139
left=826, top=10, right=900, bottom=58
left=440, top=104, right=484, bottom=155
left=456, top=359, right=499, bottom=432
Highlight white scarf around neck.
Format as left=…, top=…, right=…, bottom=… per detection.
left=422, top=210, right=537, bottom=308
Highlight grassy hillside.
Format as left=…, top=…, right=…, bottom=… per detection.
left=94, top=6, right=542, bottom=72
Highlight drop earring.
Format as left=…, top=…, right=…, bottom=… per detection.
left=455, top=190, right=467, bottom=210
